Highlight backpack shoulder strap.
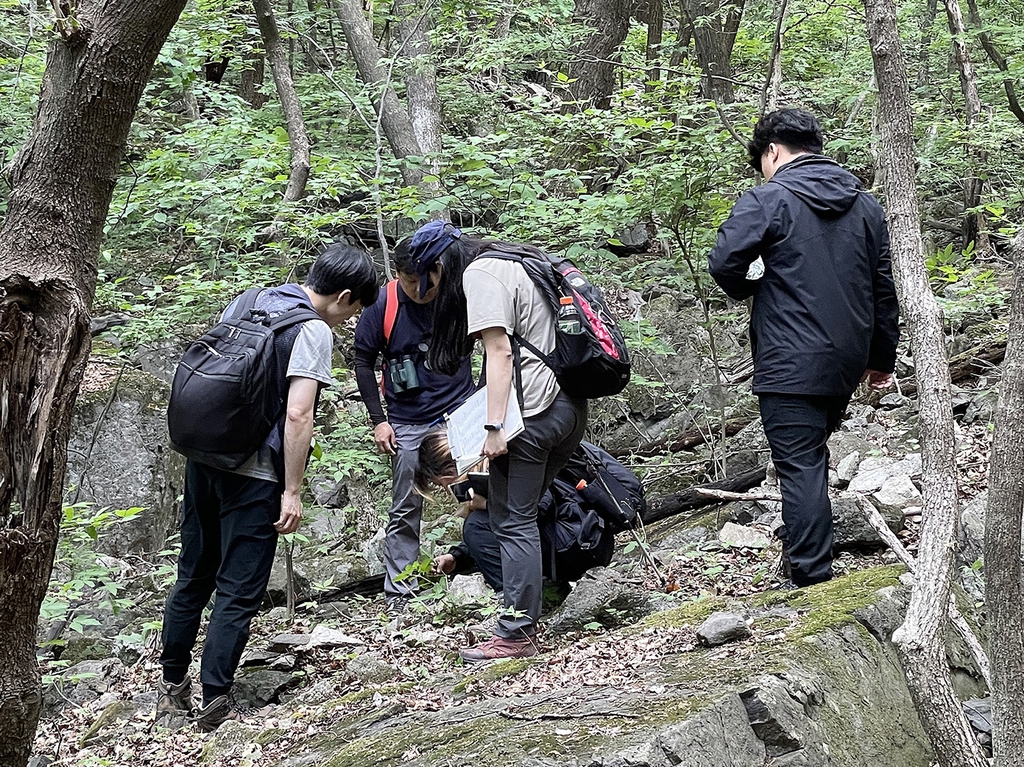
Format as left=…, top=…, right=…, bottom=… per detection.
left=382, top=280, right=400, bottom=347
left=224, top=287, right=264, bottom=321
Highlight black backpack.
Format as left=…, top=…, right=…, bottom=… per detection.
left=167, top=288, right=322, bottom=470
left=478, top=247, right=631, bottom=399
left=556, top=441, right=647, bottom=533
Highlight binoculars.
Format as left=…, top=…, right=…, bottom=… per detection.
left=388, top=354, right=420, bottom=394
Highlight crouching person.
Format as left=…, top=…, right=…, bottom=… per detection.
left=159, top=244, right=378, bottom=729
left=416, top=432, right=644, bottom=613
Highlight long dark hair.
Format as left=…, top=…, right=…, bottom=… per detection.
left=428, top=237, right=549, bottom=375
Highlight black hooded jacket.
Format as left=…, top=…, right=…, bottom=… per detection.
left=708, top=155, right=900, bottom=397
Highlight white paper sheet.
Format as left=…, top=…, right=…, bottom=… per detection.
left=445, top=386, right=525, bottom=474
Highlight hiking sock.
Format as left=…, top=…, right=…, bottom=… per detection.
left=202, top=685, right=230, bottom=707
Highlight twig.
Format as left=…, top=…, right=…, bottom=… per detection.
left=853, top=494, right=991, bottom=686
left=696, top=488, right=782, bottom=503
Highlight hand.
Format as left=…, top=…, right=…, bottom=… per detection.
left=275, top=490, right=303, bottom=534
left=861, top=369, right=895, bottom=391
left=374, top=422, right=397, bottom=455
left=481, top=428, right=507, bottom=460
left=432, top=553, right=457, bottom=575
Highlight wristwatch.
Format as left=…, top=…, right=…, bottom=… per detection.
left=484, top=422, right=504, bottom=431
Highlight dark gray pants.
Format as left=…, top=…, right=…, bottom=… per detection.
left=759, top=393, right=849, bottom=587
left=487, top=392, right=587, bottom=638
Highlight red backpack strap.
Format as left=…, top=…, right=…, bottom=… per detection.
left=382, top=280, right=399, bottom=346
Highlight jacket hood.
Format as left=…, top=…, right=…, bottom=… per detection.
left=769, top=155, right=863, bottom=218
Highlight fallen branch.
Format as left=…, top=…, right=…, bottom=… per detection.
left=854, top=494, right=990, bottom=686
left=612, top=417, right=753, bottom=459
left=696, top=487, right=781, bottom=503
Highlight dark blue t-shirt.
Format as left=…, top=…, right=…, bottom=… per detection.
left=354, top=284, right=475, bottom=425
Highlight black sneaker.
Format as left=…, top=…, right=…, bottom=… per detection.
left=193, top=695, right=238, bottom=732
left=156, top=674, right=193, bottom=717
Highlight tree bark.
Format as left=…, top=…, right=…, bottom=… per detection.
left=646, top=0, right=664, bottom=83
left=941, top=0, right=989, bottom=253
left=239, top=50, right=270, bottom=109
left=644, top=467, right=766, bottom=523
left=254, top=0, right=311, bottom=202
left=862, top=0, right=988, bottom=764
left=0, top=2, right=187, bottom=762
left=985, top=232, right=1024, bottom=767
left=685, top=0, right=746, bottom=103
left=333, top=0, right=425, bottom=187
left=566, top=0, right=633, bottom=110
left=394, top=0, right=441, bottom=162
left=759, top=0, right=788, bottom=115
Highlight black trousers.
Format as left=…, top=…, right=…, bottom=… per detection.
left=758, top=393, right=849, bottom=587
left=487, top=392, right=587, bottom=639
left=160, top=460, right=279, bottom=699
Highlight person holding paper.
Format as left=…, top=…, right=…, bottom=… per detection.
left=353, top=239, right=475, bottom=610
left=408, top=221, right=587, bottom=662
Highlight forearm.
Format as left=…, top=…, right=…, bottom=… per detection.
left=282, top=377, right=319, bottom=496
left=483, top=336, right=513, bottom=423
left=354, top=348, right=387, bottom=426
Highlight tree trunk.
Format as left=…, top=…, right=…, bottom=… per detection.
left=965, top=0, right=1024, bottom=124
left=393, top=0, right=442, bottom=167
left=0, top=2, right=187, bottom=762
left=985, top=232, right=1024, bottom=767
left=240, top=50, right=270, bottom=109
left=862, top=1, right=989, bottom=764
left=917, top=0, right=938, bottom=87
left=646, top=0, right=664, bottom=83
left=566, top=0, right=633, bottom=110
left=254, top=0, right=311, bottom=202
left=685, top=0, right=745, bottom=103
left=333, top=0, right=424, bottom=187
left=941, top=0, right=989, bottom=253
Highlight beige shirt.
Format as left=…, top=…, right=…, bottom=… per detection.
left=464, top=256, right=559, bottom=417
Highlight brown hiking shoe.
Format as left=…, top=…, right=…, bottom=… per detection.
left=156, top=674, right=194, bottom=716
left=459, top=635, right=539, bottom=663
left=193, top=695, right=238, bottom=732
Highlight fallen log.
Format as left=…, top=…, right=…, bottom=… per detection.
left=644, top=467, right=767, bottom=524
left=895, top=339, right=1006, bottom=397
left=611, top=417, right=753, bottom=459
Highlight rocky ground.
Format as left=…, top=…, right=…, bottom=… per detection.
left=33, top=364, right=1000, bottom=766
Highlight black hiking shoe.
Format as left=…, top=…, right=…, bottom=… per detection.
left=156, top=674, right=194, bottom=717
left=193, top=695, right=238, bottom=732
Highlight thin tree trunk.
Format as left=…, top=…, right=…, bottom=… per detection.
left=334, top=0, right=424, bottom=187
left=942, top=0, right=989, bottom=254
left=985, top=231, right=1024, bottom=767
left=917, top=0, right=938, bottom=87
left=668, top=0, right=692, bottom=70
left=0, top=3, right=187, bottom=762
left=759, top=0, right=788, bottom=115
left=488, top=8, right=514, bottom=82
left=862, top=1, right=988, bottom=764
left=965, top=0, right=1024, bottom=125
left=647, top=0, right=664, bottom=83
left=686, top=0, right=746, bottom=103
left=254, top=0, right=311, bottom=202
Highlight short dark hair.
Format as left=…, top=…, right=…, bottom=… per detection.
left=306, top=243, right=379, bottom=308
left=748, top=108, right=824, bottom=173
left=393, top=238, right=413, bottom=276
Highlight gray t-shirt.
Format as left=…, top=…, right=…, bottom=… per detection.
left=226, top=291, right=335, bottom=483
left=463, top=257, right=559, bottom=417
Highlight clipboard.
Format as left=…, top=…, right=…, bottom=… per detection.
left=444, top=386, right=525, bottom=474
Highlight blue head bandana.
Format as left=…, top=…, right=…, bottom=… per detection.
left=409, top=221, right=462, bottom=298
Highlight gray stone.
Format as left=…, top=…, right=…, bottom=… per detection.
left=201, top=720, right=264, bottom=762
left=832, top=495, right=903, bottom=548
left=306, top=624, right=363, bottom=650
left=268, top=633, right=313, bottom=653
left=718, top=522, right=771, bottom=550
left=66, top=368, right=184, bottom=554
left=362, top=527, right=387, bottom=576
left=836, top=452, right=861, bottom=484
left=266, top=553, right=313, bottom=607
left=959, top=491, right=988, bottom=567
left=696, top=612, right=751, bottom=647
left=346, top=654, right=400, bottom=685
left=879, top=393, right=908, bottom=409
left=963, top=390, right=999, bottom=425
left=44, top=658, right=125, bottom=715
left=848, top=458, right=895, bottom=494
left=893, top=453, right=923, bottom=478
left=80, top=699, right=138, bottom=746
left=131, top=340, right=183, bottom=384
left=545, top=567, right=654, bottom=634
left=873, top=475, right=922, bottom=513
left=447, top=573, right=493, bottom=604
left=233, top=669, right=299, bottom=708
left=60, top=634, right=116, bottom=665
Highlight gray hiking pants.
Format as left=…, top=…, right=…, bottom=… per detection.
left=487, top=391, right=587, bottom=638
left=384, top=421, right=443, bottom=597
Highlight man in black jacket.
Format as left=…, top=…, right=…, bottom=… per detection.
left=708, top=109, right=900, bottom=587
